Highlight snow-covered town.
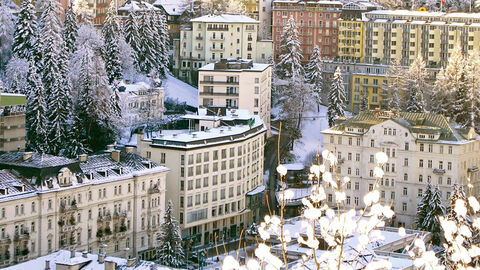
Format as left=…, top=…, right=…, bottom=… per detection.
left=1, top=0, right=480, bottom=269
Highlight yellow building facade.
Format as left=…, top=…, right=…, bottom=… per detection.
left=363, top=10, right=480, bottom=67
left=338, top=19, right=364, bottom=62
left=350, top=73, right=389, bottom=112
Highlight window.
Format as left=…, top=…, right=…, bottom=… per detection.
left=420, top=144, right=424, bottom=152
left=370, top=140, right=375, bottom=147
left=402, top=203, right=407, bottom=212
left=418, top=188, right=423, bottom=197
left=355, top=182, right=359, bottom=190
left=448, top=146, right=453, bottom=154
left=419, top=159, right=424, bottom=168
left=419, top=175, right=423, bottom=182
left=403, top=187, right=408, bottom=196
left=354, top=197, right=359, bottom=205
left=404, top=142, right=409, bottom=151
left=404, top=158, right=409, bottom=166
left=31, top=202, right=35, bottom=212
left=447, top=162, right=452, bottom=170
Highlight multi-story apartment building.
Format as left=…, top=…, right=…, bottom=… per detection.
left=198, top=59, right=272, bottom=133
left=337, top=1, right=381, bottom=62
left=173, top=14, right=273, bottom=85
left=242, top=0, right=273, bottom=39
left=0, top=92, right=27, bottom=152
left=0, top=149, right=168, bottom=266
left=272, top=0, right=342, bottom=63
left=322, top=111, right=480, bottom=228
left=137, top=109, right=266, bottom=246
left=118, top=80, right=165, bottom=126
left=153, top=0, right=189, bottom=41
left=363, top=10, right=480, bottom=67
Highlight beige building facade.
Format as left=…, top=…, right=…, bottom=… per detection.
left=173, top=14, right=273, bottom=85
left=137, top=112, right=266, bottom=246
left=322, top=111, right=480, bottom=229
left=0, top=149, right=168, bottom=267
left=198, top=59, right=272, bottom=133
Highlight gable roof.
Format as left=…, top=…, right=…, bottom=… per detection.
left=323, top=110, right=476, bottom=142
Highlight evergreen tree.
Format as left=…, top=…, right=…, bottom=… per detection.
left=462, top=52, right=480, bottom=128
left=327, top=67, right=346, bottom=127
left=4, top=57, right=29, bottom=94
left=157, top=201, right=185, bottom=268
left=25, top=57, right=49, bottom=153
left=386, top=59, right=403, bottom=111
left=389, top=87, right=400, bottom=111
left=124, top=10, right=141, bottom=71
left=12, top=0, right=37, bottom=60
left=63, top=2, right=78, bottom=55
left=0, top=0, right=16, bottom=71
left=102, top=1, right=122, bottom=84
left=75, top=45, right=118, bottom=152
left=109, top=80, right=122, bottom=119
left=137, top=12, right=158, bottom=74
left=62, top=113, right=86, bottom=158
left=360, top=88, right=369, bottom=112
left=421, top=186, right=445, bottom=245
left=305, top=46, right=323, bottom=111
left=416, top=180, right=434, bottom=230
left=277, top=16, right=303, bottom=78
left=403, top=56, right=428, bottom=112
left=151, top=11, right=169, bottom=77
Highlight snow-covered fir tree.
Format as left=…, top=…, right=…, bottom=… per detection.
left=124, top=10, right=141, bottom=72
left=421, top=186, right=445, bottom=245
left=279, top=75, right=314, bottom=131
left=63, top=2, right=78, bottom=55
left=388, top=87, right=400, bottom=111
left=25, top=57, right=49, bottom=153
left=360, top=88, right=369, bottom=111
left=12, top=0, right=37, bottom=60
left=305, top=46, right=323, bottom=110
left=102, top=1, right=122, bottom=84
left=416, top=180, right=433, bottom=231
left=62, top=113, right=86, bottom=158
left=137, top=12, right=158, bottom=75
left=327, top=67, right=346, bottom=127
left=75, top=45, right=119, bottom=152
left=109, top=80, right=122, bottom=119
left=464, top=52, right=480, bottom=128
left=431, top=44, right=465, bottom=119
left=151, top=11, right=169, bottom=77
left=277, top=16, right=303, bottom=79
left=157, top=200, right=185, bottom=268
left=385, top=59, right=403, bottom=111
left=403, top=56, right=429, bottom=113
left=0, top=0, right=16, bottom=71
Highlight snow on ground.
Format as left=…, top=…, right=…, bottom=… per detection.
left=163, top=74, right=198, bottom=107
left=291, top=105, right=329, bottom=163
left=119, top=129, right=190, bottom=146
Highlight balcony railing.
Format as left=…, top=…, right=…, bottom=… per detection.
left=199, top=80, right=239, bottom=85
left=195, top=36, right=203, bottom=40
left=210, top=47, right=225, bottom=52
left=433, top=168, right=445, bottom=175
left=210, top=36, right=225, bottom=41
left=199, top=92, right=239, bottom=96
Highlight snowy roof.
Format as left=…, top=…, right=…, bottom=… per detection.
left=2, top=250, right=168, bottom=270
left=365, top=9, right=480, bottom=21
left=431, top=21, right=446, bottom=25
left=118, top=0, right=159, bottom=12
left=374, top=19, right=388, bottom=23
left=411, top=20, right=426, bottom=24
left=163, top=74, right=198, bottom=107
left=191, top=14, right=259, bottom=24
left=145, top=116, right=266, bottom=149
left=182, top=108, right=252, bottom=121
left=0, top=152, right=77, bottom=169
left=199, top=62, right=271, bottom=72
left=392, top=19, right=407, bottom=24
left=246, top=184, right=265, bottom=196
left=153, top=0, right=187, bottom=15
left=282, top=163, right=305, bottom=171
left=322, top=111, right=479, bottom=143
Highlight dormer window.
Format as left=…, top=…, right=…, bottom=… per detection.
left=97, top=170, right=108, bottom=177
left=58, top=168, right=72, bottom=186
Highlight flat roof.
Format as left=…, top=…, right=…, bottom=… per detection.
left=199, top=62, right=271, bottom=72
left=191, top=14, right=258, bottom=23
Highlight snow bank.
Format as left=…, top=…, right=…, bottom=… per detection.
left=163, top=74, right=198, bottom=107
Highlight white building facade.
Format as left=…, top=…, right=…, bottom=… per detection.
left=173, top=14, right=273, bottom=85
left=0, top=150, right=168, bottom=267
left=198, top=59, right=272, bottom=134
left=137, top=111, right=266, bottom=246
left=118, top=81, right=165, bottom=126
left=322, top=111, right=480, bottom=228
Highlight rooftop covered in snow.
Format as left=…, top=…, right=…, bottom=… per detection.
left=199, top=59, right=271, bottom=72
left=190, top=14, right=259, bottom=24
left=182, top=108, right=252, bottom=122
left=2, top=249, right=168, bottom=270
left=143, top=115, right=266, bottom=149
left=364, top=9, right=480, bottom=23
left=153, top=0, right=188, bottom=15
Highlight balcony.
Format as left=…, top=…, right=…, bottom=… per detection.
left=468, top=166, right=479, bottom=173
left=97, top=211, right=112, bottom=222
left=0, top=235, right=11, bottom=245
left=199, top=80, right=239, bottom=85
left=13, top=231, right=29, bottom=242
left=194, top=46, right=203, bottom=50
left=59, top=202, right=78, bottom=213
left=61, top=225, right=76, bottom=233
left=210, top=47, right=225, bottom=52
left=113, top=210, right=127, bottom=219
left=200, top=91, right=239, bottom=96
left=433, top=168, right=445, bottom=175
left=195, top=36, right=203, bottom=40
left=207, top=26, right=229, bottom=31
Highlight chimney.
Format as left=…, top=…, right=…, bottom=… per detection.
left=23, top=152, right=33, bottom=161
left=45, top=260, right=50, bottom=270
left=125, top=147, right=134, bottom=154
left=106, top=144, right=115, bottom=151
left=111, top=150, right=121, bottom=162
left=82, top=251, right=88, bottom=258
left=79, top=154, right=88, bottom=162
left=70, top=249, right=75, bottom=258
left=127, top=257, right=136, bottom=267
left=98, top=253, right=106, bottom=264
left=105, top=260, right=116, bottom=270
